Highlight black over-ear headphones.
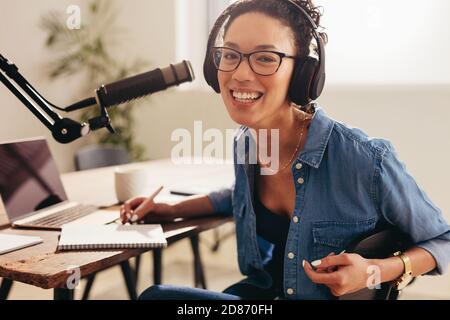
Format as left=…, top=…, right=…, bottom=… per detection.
left=203, top=0, right=326, bottom=107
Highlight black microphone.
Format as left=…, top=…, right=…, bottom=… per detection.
left=95, top=60, right=195, bottom=108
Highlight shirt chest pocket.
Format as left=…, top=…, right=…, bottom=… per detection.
left=312, top=219, right=377, bottom=261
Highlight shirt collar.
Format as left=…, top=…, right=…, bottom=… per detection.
left=235, top=106, right=335, bottom=169
left=297, top=107, right=335, bottom=169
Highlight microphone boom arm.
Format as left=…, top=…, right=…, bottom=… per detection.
left=1, top=54, right=195, bottom=144
left=1, top=54, right=119, bottom=144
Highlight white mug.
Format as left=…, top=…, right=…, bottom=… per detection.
left=114, top=168, right=151, bottom=203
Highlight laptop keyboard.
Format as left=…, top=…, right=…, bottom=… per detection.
left=26, top=204, right=98, bottom=228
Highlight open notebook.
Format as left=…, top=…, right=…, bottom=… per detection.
left=57, top=224, right=167, bottom=251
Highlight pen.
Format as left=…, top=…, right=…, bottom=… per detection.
left=170, top=190, right=196, bottom=197
left=128, top=186, right=164, bottom=224
left=310, top=250, right=346, bottom=271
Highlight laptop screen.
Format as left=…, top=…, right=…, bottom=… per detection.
left=0, top=139, right=68, bottom=221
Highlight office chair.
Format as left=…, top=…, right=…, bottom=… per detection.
left=75, top=145, right=208, bottom=300
left=339, top=226, right=415, bottom=300
left=74, top=144, right=130, bottom=171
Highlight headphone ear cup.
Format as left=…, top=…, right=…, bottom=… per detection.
left=288, top=57, right=318, bottom=107
left=203, top=49, right=221, bottom=93
left=310, top=70, right=325, bottom=101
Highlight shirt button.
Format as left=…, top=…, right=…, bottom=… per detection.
left=287, top=288, right=294, bottom=295
left=295, top=163, right=303, bottom=170
left=288, top=252, right=295, bottom=259
left=297, top=177, right=304, bottom=185
left=293, top=216, right=299, bottom=224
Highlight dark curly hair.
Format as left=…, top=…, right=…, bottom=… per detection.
left=222, top=0, right=327, bottom=59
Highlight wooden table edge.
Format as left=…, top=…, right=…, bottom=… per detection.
left=0, top=216, right=233, bottom=289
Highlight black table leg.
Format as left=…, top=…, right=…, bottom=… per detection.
left=54, top=288, right=74, bottom=300
left=134, top=255, right=141, bottom=283
left=81, top=273, right=96, bottom=300
left=190, top=234, right=207, bottom=289
left=0, top=278, right=13, bottom=300
left=82, top=260, right=140, bottom=300
left=153, top=248, right=163, bottom=285
left=120, top=261, right=137, bottom=300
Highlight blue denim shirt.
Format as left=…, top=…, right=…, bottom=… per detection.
left=208, top=107, right=450, bottom=300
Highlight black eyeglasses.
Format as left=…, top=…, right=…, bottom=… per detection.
left=211, top=46, right=298, bottom=76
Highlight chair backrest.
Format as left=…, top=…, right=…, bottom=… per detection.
left=75, top=144, right=130, bottom=171
left=339, top=226, right=414, bottom=300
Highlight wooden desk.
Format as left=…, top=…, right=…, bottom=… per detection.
left=0, top=159, right=234, bottom=300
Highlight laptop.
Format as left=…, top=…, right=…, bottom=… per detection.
left=0, top=137, right=118, bottom=230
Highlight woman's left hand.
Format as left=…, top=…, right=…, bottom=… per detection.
left=303, top=253, right=377, bottom=297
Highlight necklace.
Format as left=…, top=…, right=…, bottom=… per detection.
left=258, top=109, right=310, bottom=174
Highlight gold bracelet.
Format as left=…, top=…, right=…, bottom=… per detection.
left=393, top=251, right=413, bottom=290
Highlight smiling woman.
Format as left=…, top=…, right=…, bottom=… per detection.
left=127, top=0, right=450, bottom=300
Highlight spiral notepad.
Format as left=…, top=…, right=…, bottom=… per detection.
left=57, top=224, right=167, bottom=251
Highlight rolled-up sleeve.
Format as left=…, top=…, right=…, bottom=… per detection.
left=377, top=144, right=450, bottom=275
left=207, top=184, right=234, bottom=217
left=416, top=237, right=450, bottom=275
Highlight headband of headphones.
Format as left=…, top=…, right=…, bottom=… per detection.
left=203, top=0, right=326, bottom=107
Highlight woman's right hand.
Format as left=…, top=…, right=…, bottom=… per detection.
left=119, top=196, right=176, bottom=224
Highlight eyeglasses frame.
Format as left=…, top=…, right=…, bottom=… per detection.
left=211, top=46, right=299, bottom=76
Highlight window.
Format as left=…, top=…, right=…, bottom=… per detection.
left=316, top=0, right=450, bottom=85
left=175, top=0, right=233, bottom=90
